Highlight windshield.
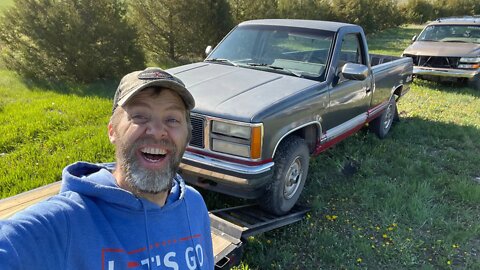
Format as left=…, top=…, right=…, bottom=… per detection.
left=417, top=24, right=480, bottom=44
left=206, top=25, right=335, bottom=80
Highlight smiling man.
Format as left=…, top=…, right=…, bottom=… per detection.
left=0, top=68, right=214, bottom=270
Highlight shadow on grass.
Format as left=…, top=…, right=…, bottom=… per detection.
left=413, top=77, right=480, bottom=98
left=299, top=115, right=480, bottom=208
left=20, top=76, right=118, bottom=99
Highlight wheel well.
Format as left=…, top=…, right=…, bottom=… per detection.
left=393, top=85, right=403, bottom=99
left=281, top=124, right=318, bottom=155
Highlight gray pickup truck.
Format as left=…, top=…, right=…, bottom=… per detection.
left=168, top=19, right=413, bottom=215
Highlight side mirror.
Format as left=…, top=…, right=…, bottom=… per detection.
left=341, top=63, right=369, bottom=81
left=411, top=35, right=417, bottom=43
left=205, top=45, right=212, bottom=56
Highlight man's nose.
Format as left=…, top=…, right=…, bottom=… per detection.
left=145, top=120, right=167, bottom=139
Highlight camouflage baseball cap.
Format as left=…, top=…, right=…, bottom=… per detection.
left=112, top=67, right=195, bottom=112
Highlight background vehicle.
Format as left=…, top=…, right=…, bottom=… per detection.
left=402, top=16, right=480, bottom=90
left=169, top=19, right=413, bottom=215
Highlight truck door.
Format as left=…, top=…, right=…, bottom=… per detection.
left=324, top=33, right=372, bottom=132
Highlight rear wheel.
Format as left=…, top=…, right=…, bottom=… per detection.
left=370, top=95, right=397, bottom=139
left=259, top=136, right=309, bottom=215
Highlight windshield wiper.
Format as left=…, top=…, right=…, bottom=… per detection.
left=205, top=58, right=238, bottom=66
left=246, top=63, right=302, bottom=77
left=445, top=40, right=469, bottom=43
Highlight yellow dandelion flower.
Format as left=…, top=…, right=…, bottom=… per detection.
left=356, top=258, right=362, bottom=263
left=452, top=244, right=460, bottom=248
left=383, top=234, right=388, bottom=238
left=387, top=227, right=394, bottom=231
left=392, top=223, right=398, bottom=227
left=375, top=226, right=380, bottom=231
left=447, top=260, right=451, bottom=265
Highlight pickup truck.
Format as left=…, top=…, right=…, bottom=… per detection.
left=402, top=16, right=480, bottom=90
left=169, top=19, right=413, bottom=215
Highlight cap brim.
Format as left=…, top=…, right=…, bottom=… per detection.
left=117, top=80, right=195, bottom=110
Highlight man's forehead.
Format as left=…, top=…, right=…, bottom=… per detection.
left=126, top=88, right=187, bottom=110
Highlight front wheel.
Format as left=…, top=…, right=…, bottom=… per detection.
left=370, top=95, right=397, bottom=139
left=258, top=136, right=309, bottom=215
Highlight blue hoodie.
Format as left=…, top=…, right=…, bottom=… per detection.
left=0, top=162, right=214, bottom=270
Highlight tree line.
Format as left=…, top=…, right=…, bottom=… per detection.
left=0, top=0, right=478, bottom=83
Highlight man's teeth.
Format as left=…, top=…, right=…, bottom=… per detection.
left=141, top=147, right=167, bottom=155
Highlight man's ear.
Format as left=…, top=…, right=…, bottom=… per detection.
left=108, top=122, right=116, bottom=144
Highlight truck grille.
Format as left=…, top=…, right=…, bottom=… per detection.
left=189, top=115, right=205, bottom=148
left=405, top=54, right=460, bottom=68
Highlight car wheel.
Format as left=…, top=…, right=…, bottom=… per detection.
left=259, top=136, right=309, bottom=215
left=370, top=95, right=397, bottom=139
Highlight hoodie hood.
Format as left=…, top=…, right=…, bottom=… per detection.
left=60, top=162, right=184, bottom=211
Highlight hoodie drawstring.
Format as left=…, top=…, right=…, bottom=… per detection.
left=139, top=199, right=153, bottom=270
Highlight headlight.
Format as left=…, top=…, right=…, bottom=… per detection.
left=212, top=121, right=251, bottom=139
left=211, top=120, right=263, bottom=159
left=459, top=57, right=480, bottom=63
left=458, top=63, right=480, bottom=69
left=212, top=139, right=250, bottom=157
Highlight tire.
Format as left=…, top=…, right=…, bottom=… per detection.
left=468, top=75, right=480, bottom=90
left=259, top=136, right=309, bottom=215
left=370, top=95, right=397, bottom=139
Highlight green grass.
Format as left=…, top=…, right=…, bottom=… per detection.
left=0, top=23, right=479, bottom=269
left=0, top=70, right=116, bottom=197
left=0, top=0, right=14, bottom=11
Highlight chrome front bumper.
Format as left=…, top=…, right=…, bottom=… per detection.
left=179, top=152, right=275, bottom=198
left=413, top=66, right=479, bottom=79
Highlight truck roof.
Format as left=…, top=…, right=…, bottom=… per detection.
left=239, top=19, right=356, bottom=32
left=429, top=16, right=480, bottom=25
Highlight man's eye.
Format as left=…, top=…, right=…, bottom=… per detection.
left=167, top=118, right=181, bottom=125
left=131, top=115, right=149, bottom=123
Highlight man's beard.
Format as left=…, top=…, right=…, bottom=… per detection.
left=117, top=137, right=184, bottom=194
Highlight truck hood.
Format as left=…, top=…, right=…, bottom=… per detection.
left=403, top=41, right=480, bottom=57
left=167, top=62, right=320, bottom=122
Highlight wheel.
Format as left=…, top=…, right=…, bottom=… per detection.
left=468, top=75, right=480, bottom=90
left=370, top=95, right=397, bottom=139
left=259, top=136, right=309, bottom=215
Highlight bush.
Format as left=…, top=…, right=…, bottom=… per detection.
left=330, top=0, right=403, bottom=34
left=130, top=0, right=233, bottom=63
left=0, top=0, right=145, bottom=83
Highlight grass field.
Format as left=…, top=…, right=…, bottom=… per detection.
left=0, top=23, right=479, bottom=269
left=0, top=0, right=14, bottom=11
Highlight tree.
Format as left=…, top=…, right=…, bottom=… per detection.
left=0, top=0, right=145, bottom=83
left=130, top=0, right=233, bottom=63
left=277, top=0, right=333, bottom=20
left=228, top=0, right=278, bottom=24
left=330, top=0, right=402, bottom=34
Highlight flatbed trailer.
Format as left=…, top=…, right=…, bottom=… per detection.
left=0, top=181, right=309, bottom=269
